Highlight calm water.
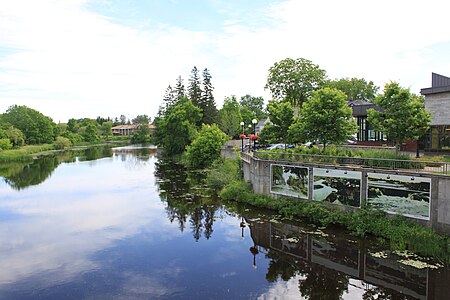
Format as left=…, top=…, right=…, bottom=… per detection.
left=1, top=146, right=449, bottom=299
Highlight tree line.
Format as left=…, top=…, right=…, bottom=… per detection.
left=154, top=59, right=430, bottom=167
left=0, top=104, right=152, bottom=150
left=1, top=57, right=430, bottom=159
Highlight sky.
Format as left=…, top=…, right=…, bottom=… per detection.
left=1, top=0, right=449, bottom=123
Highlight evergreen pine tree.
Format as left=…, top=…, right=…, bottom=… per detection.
left=174, top=76, right=186, bottom=100
left=200, top=68, right=218, bottom=125
left=163, top=85, right=176, bottom=108
left=188, top=66, right=202, bottom=107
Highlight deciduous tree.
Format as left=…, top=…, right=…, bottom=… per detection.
left=326, top=77, right=379, bottom=101
left=289, top=88, right=356, bottom=150
left=260, top=100, right=294, bottom=146
left=265, top=58, right=327, bottom=107
left=1, top=105, right=56, bottom=144
left=218, top=96, right=242, bottom=138
left=367, top=82, right=431, bottom=148
left=186, top=124, right=228, bottom=169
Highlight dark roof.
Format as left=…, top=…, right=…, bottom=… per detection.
left=347, top=100, right=382, bottom=117
left=421, top=73, right=450, bottom=95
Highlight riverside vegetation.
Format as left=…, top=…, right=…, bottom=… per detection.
left=206, top=156, right=450, bottom=265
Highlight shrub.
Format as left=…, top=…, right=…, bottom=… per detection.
left=206, top=158, right=239, bottom=191
left=185, top=124, right=228, bottom=169
left=54, top=136, right=72, bottom=149
left=0, top=138, right=13, bottom=150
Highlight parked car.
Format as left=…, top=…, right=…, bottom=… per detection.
left=266, top=144, right=294, bottom=150
left=347, top=136, right=357, bottom=145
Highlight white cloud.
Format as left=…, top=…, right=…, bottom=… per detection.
left=0, top=0, right=449, bottom=122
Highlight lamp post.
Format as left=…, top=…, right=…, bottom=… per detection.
left=240, top=121, right=245, bottom=152
left=248, top=124, right=252, bottom=152
left=252, top=119, right=257, bottom=151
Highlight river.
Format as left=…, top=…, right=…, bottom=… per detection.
left=0, top=146, right=449, bottom=299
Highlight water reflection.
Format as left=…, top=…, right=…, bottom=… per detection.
left=154, top=157, right=219, bottom=241
left=239, top=211, right=449, bottom=300
left=1, top=150, right=450, bottom=299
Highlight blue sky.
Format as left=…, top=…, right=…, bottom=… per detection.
left=0, top=0, right=449, bottom=122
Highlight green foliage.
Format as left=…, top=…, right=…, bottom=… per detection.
left=0, top=144, right=55, bottom=162
left=155, top=97, right=202, bottom=154
left=1, top=105, right=56, bottom=144
left=239, top=106, right=256, bottom=133
left=81, top=122, right=100, bottom=142
left=289, top=88, right=357, bottom=149
left=0, top=126, right=25, bottom=147
left=200, top=68, right=218, bottom=125
left=0, top=138, right=13, bottom=150
left=54, top=136, right=72, bottom=149
left=188, top=66, right=202, bottom=107
left=218, top=96, right=242, bottom=138
left=240, top=94, right=266, bottom=120
left=206, top=158, right=240, bottom=190
left=367, top=82, right=431, bottom=148
left=260, top=100, right=294, bottom=145
left=131, top=115, right=150, bottom=125
left=265, top=57, right=327, bottom=107
left=185, top=124, right=228, bottom=169
left=99, top=121, right=113, bottom=139
left=325, top=77, right=379, bottom=101
left=131, top=124, right=150, bottom=144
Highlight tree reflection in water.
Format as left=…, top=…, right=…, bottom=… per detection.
left=154, top=157, right=219, bottom=241
left=1, top=146, right=114, bottom=190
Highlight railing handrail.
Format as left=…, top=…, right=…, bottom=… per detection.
left=246, top=151, right=448, bottom=175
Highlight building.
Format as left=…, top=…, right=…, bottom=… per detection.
left=112, top=124, right=156, bottom=136
left=347, top=100, right=386, bottom=145
left=421, top=73, right=450, bottom=151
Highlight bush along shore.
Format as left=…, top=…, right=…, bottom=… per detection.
left=207, top=157, right=450, bottom=265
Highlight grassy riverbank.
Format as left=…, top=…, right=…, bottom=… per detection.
left=0, top=138, right=130, bottom=163
left=0, top=144, right=55, bottom=162
left=207, top=157, right=450, bottom=264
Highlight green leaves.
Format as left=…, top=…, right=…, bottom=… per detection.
left=185, top=124, right=228, bottom=169
left=265, top=58, right=327, bottom=107
left=367, top=82, right=431, bottom=147
left=289, top=88, right=357, bottom=149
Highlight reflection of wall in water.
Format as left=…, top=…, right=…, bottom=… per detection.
left=245, top=217, right=436, bottom=299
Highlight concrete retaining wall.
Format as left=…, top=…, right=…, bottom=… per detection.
left=242, top=154, right=450, bottom=235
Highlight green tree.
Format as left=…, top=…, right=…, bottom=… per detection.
left=240, top=94, right=266, bottom=119
left=99, top=121, right=113, bottom=139
left=155, top=97, right=202, bottom=154
left=239, top=106, right=256, bottom=133
left=265, top=58, right=327, bottom=107
left=132, top=115, right=150, bottom=125
left=0, top=125, right=25, bottom=147
left=54, top=136, right=72, bottom=149
left=367, top=82, right=431, bottom=149
left=67, top=118, right=80, bottom=133
left=131, top=124, right=150, bottom=144
left=325, top=77, right=379, bottom=101
left=1, top=105, right=55, bottom=144
left=81, top=122, right=99, bottom=142
left=200, top=68, right=218, bottom=125
left=185, top=124, right=228, bottom=169
left=218, top=96, right=242, bottom=138
left=260, top=100, right=294, bottom=146
left=174, top=76, right=186, bottom=100
left=188, top=66, right=202, bottom=107
left=289, top=88, right=357, bottom=150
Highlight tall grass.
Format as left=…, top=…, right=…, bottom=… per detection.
left=0, top=144, right=55, bottom=162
